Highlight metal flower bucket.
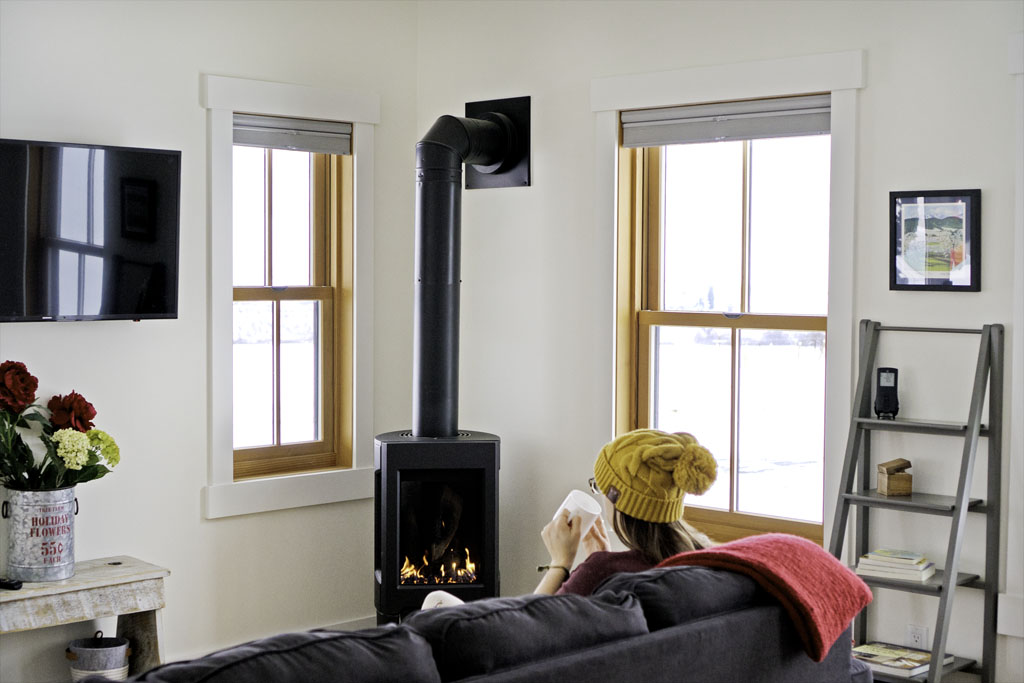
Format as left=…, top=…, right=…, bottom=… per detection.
left=67, top=630, right=131, bottom=681
left=1, top=486, right=77, bottom=581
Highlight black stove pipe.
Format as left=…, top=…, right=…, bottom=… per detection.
left=413, top=114, right=516, bottom=438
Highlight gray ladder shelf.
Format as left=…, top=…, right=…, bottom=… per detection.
left=828, top=320, right=1003, bottom=683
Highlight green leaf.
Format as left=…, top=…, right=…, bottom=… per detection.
left=39, top=453, right=68, bottom=489
left=12, top=442, right=35, bottom=473
left=67, top=465, right=109, bottom=485
left=39, top=468, right=61, bottom=489
left=20, top=412, right=50, bottom=426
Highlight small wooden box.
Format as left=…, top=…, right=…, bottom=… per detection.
left=878, top=471, right=912, bottom=496
left=877, top=459, right=913, bottom=496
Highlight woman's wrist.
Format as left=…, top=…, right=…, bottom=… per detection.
left=549, top=554, right=574, bottom=568
left=537, top=564, right=571, bottom=581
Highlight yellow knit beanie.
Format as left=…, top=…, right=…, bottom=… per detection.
left=592, top=429, right=717, bottom=523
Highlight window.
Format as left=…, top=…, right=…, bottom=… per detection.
left=202, top=75, right=379, bottom=517
left=617, top=96, right=831, bottom=543
left=230, top=115, right=354, bottom=479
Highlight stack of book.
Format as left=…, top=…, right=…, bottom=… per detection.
left=855, top=548, right=936, bottom=582
left=852, top=641, right=954, bottom=678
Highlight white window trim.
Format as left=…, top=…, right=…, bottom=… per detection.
left=200, top=75, right=379, bottom=518
left=1001, top=31, right=1024, bottom=639
left=591, top=50, right=865, bottom=546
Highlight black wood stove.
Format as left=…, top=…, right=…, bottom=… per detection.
left=374, top=97, right=529, bottom=623
left=374, top=430, right=499, bottom=622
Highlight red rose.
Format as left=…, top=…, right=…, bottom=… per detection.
left=0, top=360, right=38, bottom=414
left=48, top=391, right=97, bottom=432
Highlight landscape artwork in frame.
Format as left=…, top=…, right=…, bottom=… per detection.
left=890, top=189, right=980, bottom=291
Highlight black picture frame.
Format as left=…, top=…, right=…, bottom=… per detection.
left=121, top=178, right=158, bottom=241
left=890, top=189, right=980, bottom=292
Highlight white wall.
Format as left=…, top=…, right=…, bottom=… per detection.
left=412, top=1, right=1022, bottom=681
left=1, top=1, right=1021, bottom=682
left=0, top=1, right=417, bottom=681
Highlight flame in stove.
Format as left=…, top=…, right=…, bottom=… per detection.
left=400, top=547, right=478, bottom=585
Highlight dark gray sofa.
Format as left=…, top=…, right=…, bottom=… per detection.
left=93, top=565, right=871, bottom=682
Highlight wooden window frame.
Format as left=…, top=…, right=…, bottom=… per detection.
left=616, top=145, right=824, bottom=545
left=232, top=152, right=354, bottom=480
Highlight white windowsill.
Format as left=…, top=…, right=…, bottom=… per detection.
left=203, top=467, right=374, bottom=519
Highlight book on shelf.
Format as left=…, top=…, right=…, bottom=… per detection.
left=855, top=562, right=936, bottom=582
left=852, top=641, right=954, bottom=678
left=864, top=548, right=928, bottom=565
left=857, top=555, right=932, bottom=572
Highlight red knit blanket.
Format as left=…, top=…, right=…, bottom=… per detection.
left=657, top=533, right=872, bottom=662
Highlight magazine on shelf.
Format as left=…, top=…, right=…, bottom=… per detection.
left=852, top=641, right=954, bottom=678
left=865, top=548, right=928, bottom=565
left=858, top=554, right=932, bottom=571
left=855, top=562, right=936, bottom=582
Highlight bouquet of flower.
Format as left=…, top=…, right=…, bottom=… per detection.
left=0, top=361, right=120, bottom=491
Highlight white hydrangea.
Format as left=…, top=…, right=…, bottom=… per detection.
left=53, top=428, right=90, bottom=470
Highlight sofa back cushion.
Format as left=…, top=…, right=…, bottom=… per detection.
left=595, top=565, right=760, bottom=630
left=457, top=605, right=853, bottom=683
left=404, top=591, right=648, bottom=681
left=124, top=627, right=440, bottom=683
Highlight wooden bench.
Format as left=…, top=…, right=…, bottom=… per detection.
left=1, top=556, right=169, bottom=675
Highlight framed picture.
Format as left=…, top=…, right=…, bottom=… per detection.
left=890, top=189, right=980, bottom=291
left=121, top=178, right=158, bottom=241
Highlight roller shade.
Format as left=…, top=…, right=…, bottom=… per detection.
left=233, top=113, right=352, bottom=155
left=621, top=94, right=830, bottom=148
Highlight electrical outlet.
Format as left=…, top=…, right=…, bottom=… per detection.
left=906, top=624, right=929, bottom=649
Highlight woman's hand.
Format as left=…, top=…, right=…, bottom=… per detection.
left=541, top=508, right=582, bottom=567
left=581, top=516, right=611, bottom=557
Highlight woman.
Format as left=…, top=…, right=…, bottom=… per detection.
left=535, top=428, right=717, bottom=596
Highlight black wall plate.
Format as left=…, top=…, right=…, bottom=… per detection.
left=465, top=96, right=530, bottom=190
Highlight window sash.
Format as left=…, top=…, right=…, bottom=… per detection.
left=618, top=145, right=825, bottom=544
left=638, top=313, right=825, bottom=530
left=233, top=286, right=332, bottom=302
left=638, top=310, right=826, bottom=331
left=230, top=152, right=353, bottom=480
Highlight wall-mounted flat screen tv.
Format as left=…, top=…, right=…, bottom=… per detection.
left=0, top=138, right=181, bottom=322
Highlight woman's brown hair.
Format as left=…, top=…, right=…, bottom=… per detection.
left=612, top=509, right=715, bottom=565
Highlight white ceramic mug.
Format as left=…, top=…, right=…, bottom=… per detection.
left=553, top=489, right=602, bottom=536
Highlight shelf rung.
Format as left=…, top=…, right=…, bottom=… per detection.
left=843, top=490, right=984, bottom=515
left=877, top=324, right=983, bottom=334
left=852, top=568, right=982, bottom=595
left=855, top=417, right=989, bottom=436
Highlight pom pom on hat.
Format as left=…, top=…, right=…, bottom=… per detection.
left=673, top=439, right=717, bottom=496
left=593, top=429, right=717, bottom=524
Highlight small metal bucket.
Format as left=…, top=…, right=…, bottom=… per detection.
left=1, top=486, right=77, bottom=582
left=66, top=630, right=130, bottom=681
